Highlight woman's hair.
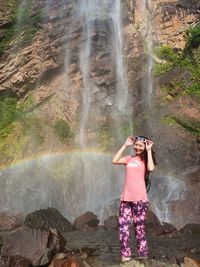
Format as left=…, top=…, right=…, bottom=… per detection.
left=136, top=135, right=157, bottom=165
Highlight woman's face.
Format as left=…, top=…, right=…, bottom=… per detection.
left=133, top=140, right=146, bottom=155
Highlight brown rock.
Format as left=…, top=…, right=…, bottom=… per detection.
left=184, top=257, right=200, bottom=267
left=49, top=258, right=84, bottom=267
left=1, top=226, right=66, bottom=266
left=0, top=256, right=30, bottom=267
left=179, top=223, right=200, bottom=235
left=104, top=215, right=118, bottom=230
left=73, top=212, right=99, bottom=231
left=146, top=209, right=177, bottom=235
left=0, top=212, right=23, bottom=231
left=24, top=208, right=73, bottom=232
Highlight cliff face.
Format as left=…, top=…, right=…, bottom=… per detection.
left=0, top=0, right=199, bottom=227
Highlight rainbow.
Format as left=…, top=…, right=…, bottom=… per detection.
left=0, top=148, right=113, bottom=171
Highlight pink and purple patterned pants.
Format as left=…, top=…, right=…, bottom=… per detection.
left=119, top=200, right=149, bottom=258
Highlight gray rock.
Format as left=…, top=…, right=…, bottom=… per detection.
left=1, top=226, right=66, bottom=266
left=24, top=208, right=73, bottom=232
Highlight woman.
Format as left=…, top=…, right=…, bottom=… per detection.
left=112, top=135, right=157, bottom=263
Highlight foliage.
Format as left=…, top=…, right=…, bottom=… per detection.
left=53, top=119, right=73, bottom=143
left=0, top=96, right=46, bottom=165
left=96, top=126, right=113, bottom=150
left=154, top=46, right=180, bottom=63
left=22, top=116, right=45, bottom=145
left=153, top=62, right=173, bottom=76
left=0, top=97, right=25, bottom=138
left=0, top=2, right=42, bottom=56
left=153, top=25, right=200, bottom=97
left=161, top=115, right=200, bottom=136
left=185, top=24, right=200, bottom=51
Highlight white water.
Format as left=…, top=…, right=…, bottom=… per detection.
left=110, top=0, right=128, bottom=113
left=1, top=0, right=192, bottom=228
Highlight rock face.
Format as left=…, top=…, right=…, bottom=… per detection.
left=133, top=0, right=200, bottom=48
left=104, top=215, right=118, bottom=230
left=0, top=212, right=23, bottom=231
left=0, top=256, right=30, bottom=267
left=73, top=212, right=99, bottom=231
left=0, top=0, right=199, bottom=230
left=24, top=208, right=73, bottom=232
left=1, top=225, right=66, bottom=266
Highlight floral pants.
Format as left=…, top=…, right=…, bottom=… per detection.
left=119, top=200, right=149, bottom=258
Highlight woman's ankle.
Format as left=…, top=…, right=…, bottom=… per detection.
left=121, top=256, right=131, bottom=262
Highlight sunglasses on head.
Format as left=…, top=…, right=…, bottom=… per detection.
left=134, top=136, right=147, bottom=142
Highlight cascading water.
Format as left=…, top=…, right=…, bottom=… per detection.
left=0, top=0, right=193, bottom=229
left=0, top=0, right=130, bottom=222
left=134, top=0, right=188, bottom=226
left=110, top=0, right=128, bottom=113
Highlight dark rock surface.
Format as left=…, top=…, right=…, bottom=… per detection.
left=104, top=215, right=118, bottom=230
left=0, top=255, right=30, bottom=267
left=24, top=207, right=73, bottom=232
left=1, top=225, right=66, bottom=266
left=73, top=212, right=99, bottom=231
left=62, top=229, right=200, bottom=266
left=0, top=212, right=23, bottom=231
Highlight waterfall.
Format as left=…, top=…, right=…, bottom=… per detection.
left=111, top=0, right=128, bottom=113
left=79, top=0, right=94, bottom=148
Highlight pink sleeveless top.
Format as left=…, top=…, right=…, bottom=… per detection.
left=120, top=155, right=148, bottom=202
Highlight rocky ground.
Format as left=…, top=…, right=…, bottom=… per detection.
left=62, top=229, right=200, bottom=266
left=0, top=208, right=200, bottom=266
left=1, top=228, right=200, bottom=266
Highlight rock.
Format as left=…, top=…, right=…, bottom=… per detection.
left=0, top=256, right=30, bottom=267
left=179, top=223, right=200, bottom=235
left=24, top=208, right=73, bottom=232
left=73, top=212, right=99, bottom=231
left=184, top=257, right=200, bottom=267
left=0, top=212, right=24, bottom=231
left=1, top=225, right=66, bottom=266
left=146, top=210, right=177, bottom=236
left=49, top=258, right=84, bottom=267
left=104, top=215, right=118, bottom=230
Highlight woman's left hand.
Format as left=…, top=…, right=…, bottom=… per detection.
left=145, top=140, right=153, bottom=151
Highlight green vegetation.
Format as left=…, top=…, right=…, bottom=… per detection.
left=153, top=24, right=200, bottom=98
left=0, top=2, right=42, bottom=56
left=161, top=115, right=200, bottom=136
left=185, top=24, right=200, bottom=51
left=0, top=96, right=45, bottom=165
left=96, top=126, right=113, bottom=150
left=0, top=97, right=24, bottom=138
left=53, top=119, right=73, bottom=143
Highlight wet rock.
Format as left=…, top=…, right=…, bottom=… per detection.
left=146, top=210, right=177, bottom=236
left=104, top=215, right=118, bottom=230
left=24, top=208, right=73, bottom=232
left=0, top=211, right=24, bottom=231
left=1, top=226, right=66, bottom=266
left=184, top=257, right=200, bottom=267
left=146, top=209, right=163, bottom=235
left=49, top=258, right=84, bottom=267
left=73, top=212, right=99, bottom=231
left=0, top=255, right=30, bottom=267
left=179, top=223, right=200, bottom=235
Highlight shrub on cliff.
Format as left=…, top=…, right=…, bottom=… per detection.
left=185, top=24, right=200, bottom=50
left=53, top=119, right=73, bottom=143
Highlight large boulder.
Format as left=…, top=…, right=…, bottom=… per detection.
left=0, top=256, right=30, bottom=267
left=0, top=212, right=23, bottom=231
left=104, top=215, right=118, bottom=230
left=146, top=210, right=176, bottom=235
left=24, top=208, right=73, bottom=232
left=73, top=212, right=99, bottom=231
left=1, top=226, right=66, bottom=266
left=179, top=223, right=200, bottom=235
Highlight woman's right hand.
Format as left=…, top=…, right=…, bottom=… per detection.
left=125, top=136, right=134, bottom=147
